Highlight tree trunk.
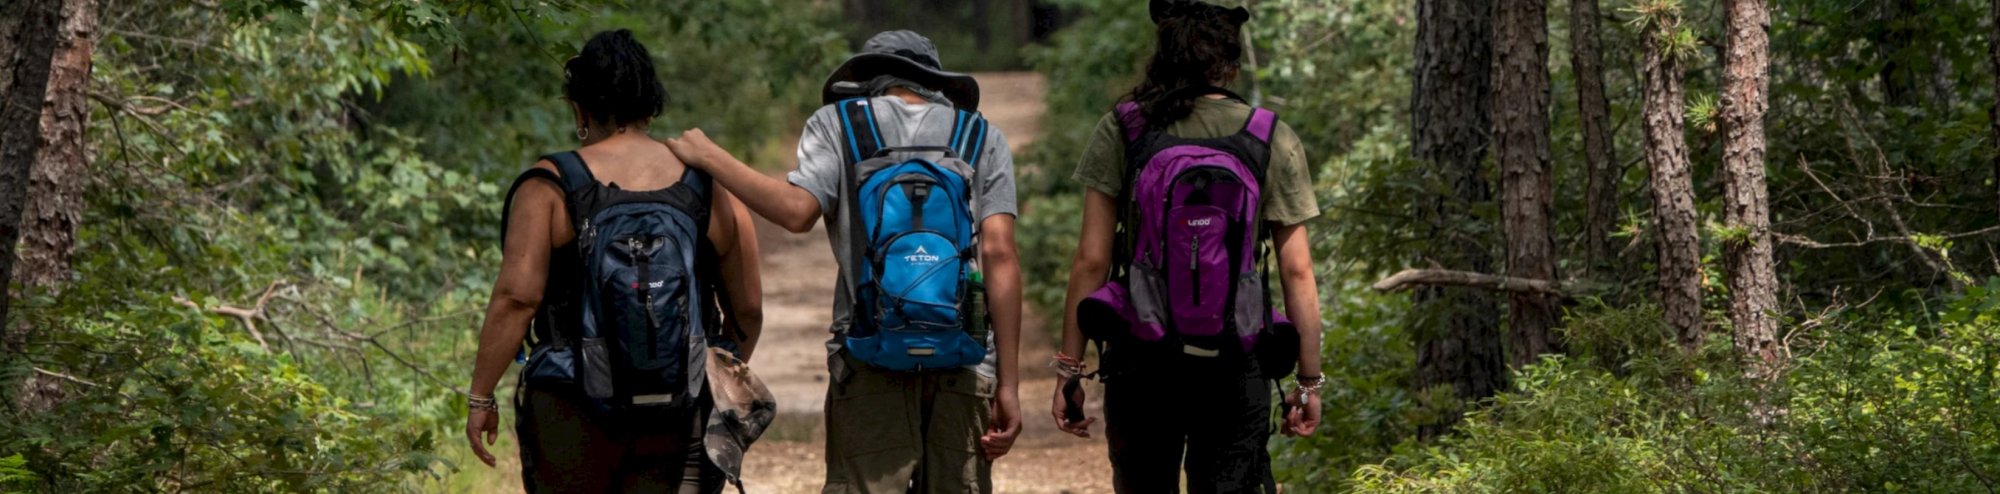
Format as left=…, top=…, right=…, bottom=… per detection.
left=1494, top=0, right=1558, bottom=368
left=1412, top=0, right=1505, bottom=438
left=1991, top=0, right=2000, bottom=217
left=1570, top=0, right=1616, bottom=278
left=16, top=0, right=95, bottom=293
left=0, top=0, right=68, bottom=336
left=1642, top=13, right=1703, bottom=348
left=1721, top=0, right=1778, bottom=374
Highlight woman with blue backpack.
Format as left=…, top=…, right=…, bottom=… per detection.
left=462, top=30, right=769, bottom=493
left=1053, top=1, right=1324, bottom=491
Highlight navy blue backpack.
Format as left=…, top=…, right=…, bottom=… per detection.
left=834, top=98, right=991, bottom=371
left=506, top=151, right=714, bottom=410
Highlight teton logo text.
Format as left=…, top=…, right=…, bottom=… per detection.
left=1186, top=218, right=1214, bottom=227
left=904, top=245, right=940, bottom=263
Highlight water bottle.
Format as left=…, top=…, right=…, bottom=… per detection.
left=966, top=271, right=988, bottom=348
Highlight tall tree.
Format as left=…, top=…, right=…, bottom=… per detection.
left=1412, top=0, right=1506, bottom=437
left=1570, top=0, right=1617, bottom=277
left=1640, top=0, right=1702, bottom=347
left=0, top=0, right=68, bottom=334
left=1720, top=0, right=1778, bottom=372
left=16, top=0, right=97, bottom=293
left=1991, top=0, right=2000, bottom=217
left=1494, top=0, right=1558, bottom=367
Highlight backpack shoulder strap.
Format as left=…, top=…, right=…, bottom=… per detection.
left=538, top=151, right=598, bottom=195
left=1113, top=102, right=1145, bottom=143
left=950, top=110, right=989, bottom=168
left=835, top=98, right=884, bottom=166
left=1243, top=108, right=1278, bottom=144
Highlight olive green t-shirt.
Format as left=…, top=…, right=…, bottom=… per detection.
left=1071, top=97, right=1320, bottom=226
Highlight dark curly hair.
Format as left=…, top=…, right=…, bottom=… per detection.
left=1126, top=4, right=1248, bottom=129
left=564, top=29, right=666, bottom=127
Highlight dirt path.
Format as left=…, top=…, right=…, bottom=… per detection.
left=740, top=72, right=1114, bottom=494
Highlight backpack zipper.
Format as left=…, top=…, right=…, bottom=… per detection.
left=630, top=237, right=659, bottom=358
left=1189, top=235, right=1201, bottom=305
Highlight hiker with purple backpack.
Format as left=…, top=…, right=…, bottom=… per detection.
left=1052, top=0, right=1324, bottom=492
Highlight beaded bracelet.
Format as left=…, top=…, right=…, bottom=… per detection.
left=1049, top=352, right=1087, bottom=379
left=1294, top=375, right=1324, bottom=396
left=468, top=394, right=499, bottom=412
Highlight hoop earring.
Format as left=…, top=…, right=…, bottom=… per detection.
left=576, top=126, right=588, bottom=141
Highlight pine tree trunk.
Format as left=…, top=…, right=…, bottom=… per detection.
left=1412, top=0, right=1506, bottom=438
left=1494, top=0, right=1558, bottom=368
left=0, top=0, right=68, bottom=335
left=1991, top=0, right=2000, bottom=217
left=16, top=0, right=95, bottom=293
left=1721, top=0, right=1778, bottom=373
left=1642, top=15, right=1704, bottom=348
left=1570, top=0, right=1616, bottom=278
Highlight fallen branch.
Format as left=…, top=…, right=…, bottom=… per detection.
left=173, top=280, right=289, bottom=353
left=1371, top=268, right=1569, bottom=296
left=33, top=366, right=102, bottom=388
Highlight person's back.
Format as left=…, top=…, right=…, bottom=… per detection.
left=665, top=30, right=1025, bottom=494
left=463, top=29, right=768, bottom=494
left=1052, top=1, right=1328, bottom=493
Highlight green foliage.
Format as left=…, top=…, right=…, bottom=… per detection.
left=6, top=0, right=839, bottom=491
left=1350, top=291, right=2000, bottom=493
left=0, top=454, right=35, bottom=491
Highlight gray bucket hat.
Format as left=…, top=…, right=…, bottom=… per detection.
left=821, top=30, right=981, bottom=111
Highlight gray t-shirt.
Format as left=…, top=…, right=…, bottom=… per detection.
left=788, top=96, right=1017, bottom=376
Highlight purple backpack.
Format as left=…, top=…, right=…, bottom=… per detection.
left=1079, top=91, right=1296, bottom=361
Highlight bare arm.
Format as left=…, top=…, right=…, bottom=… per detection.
left=470, top=176, right=559, bottom=398
left=981, top=215, right=1023, bottom=393
left=715, top=190, right=765, bottom=361
left=465, top=169, right=560, bottom=467
left=1272, top=223, right=1322, bottom=377
left=1059, top=189, right=1120, bottom=359
left=667, top=129, right=823, bottom=233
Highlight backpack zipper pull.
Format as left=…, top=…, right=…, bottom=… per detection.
left=1190, top=235, right=1202, bottom=305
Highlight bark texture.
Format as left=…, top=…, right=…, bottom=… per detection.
left=1412, top=0, right=1505, bottom=438
left=1494, top=0, right=1558, bottom=368
left=1570, top=0, right=1617, bottom=277
left=1992, top=0, right=2000, bottom=217
left=17, top=0, right=95, bottom=292
left=1642, top=18, right=1704, bottom=348
left=0, top=0, right=68, bottom=333
left=1721, top=0, right=1779, bottom=372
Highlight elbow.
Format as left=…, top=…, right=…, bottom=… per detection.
left=731, top=302, right=765, bottom=333
left=780, top=197, right=820, bottom=234
left=1070, top=253, right=1111, bottom=280
left=781, top=215, right=817, bottom=234
left=491, top=286, right=542, bottom=313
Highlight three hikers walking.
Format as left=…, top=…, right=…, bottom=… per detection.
left=465, top=1, right=1322, bottom=491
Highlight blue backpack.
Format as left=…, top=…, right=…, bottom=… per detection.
left=505, top=151, right=714, bottom=411
left=834, top=98, right=991, bottom=371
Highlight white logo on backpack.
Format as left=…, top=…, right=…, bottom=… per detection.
left=648, top=281, right=664, bottom=289
left=1187, top=218, right=1213, bottom=226
left=904, top=245, right=940, bottom=263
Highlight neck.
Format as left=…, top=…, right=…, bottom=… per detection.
left=884, top=87, right=930, bottom=105
left=581, top=121, right=647, bottom=147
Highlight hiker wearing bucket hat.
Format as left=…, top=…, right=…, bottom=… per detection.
left=1053, top=0, right=1326, bottom=492
left=666, top=30, right=1024, bottom=494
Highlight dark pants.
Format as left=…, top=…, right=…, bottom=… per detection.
left=1102, top=348, right=1275, bottom=494
left=515, top=384, right=720, bottom=493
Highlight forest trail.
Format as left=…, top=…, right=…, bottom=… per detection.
left=739, top=72, right=1114, bottom=494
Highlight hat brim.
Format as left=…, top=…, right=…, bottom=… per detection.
left=822, top=53, right=981, bottom=112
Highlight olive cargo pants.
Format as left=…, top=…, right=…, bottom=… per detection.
left=821, top=351, right=995, bottom=493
